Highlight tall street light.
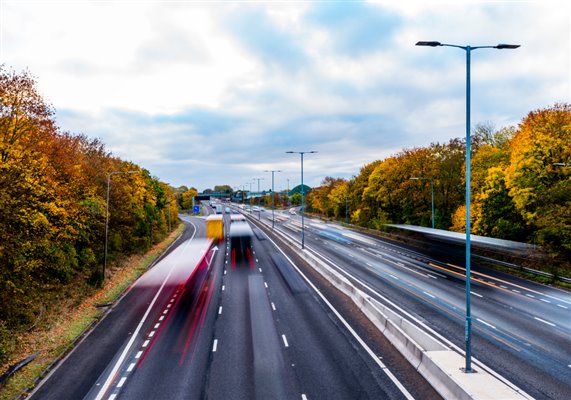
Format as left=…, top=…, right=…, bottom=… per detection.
left=265, top=169, right=281, bottom=229
left=245, top=182, right=253, bottom=206
left=416, top=40, right=519, bottom=372
left=410, top=177, right=435, bottom=229
left=286, top=151, right=317, bottom=249
left=104, top=170, right=140, bottom=285
left=253, top=177, right=264, bottom=220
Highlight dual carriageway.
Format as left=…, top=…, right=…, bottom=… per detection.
left=28, top=202, right=570, bottom=399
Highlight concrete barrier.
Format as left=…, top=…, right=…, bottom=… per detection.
left=264, top=222, right=532, bottom=400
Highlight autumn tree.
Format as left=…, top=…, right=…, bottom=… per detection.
left=180, top=188, right=199, bottom=210
left=504, top=104, right=571, bottom=254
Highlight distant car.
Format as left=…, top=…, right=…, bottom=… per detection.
left=225, top=207, right=230, bottom=214
left=252, top=206, right=260, bottom=212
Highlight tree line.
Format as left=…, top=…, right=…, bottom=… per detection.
left=0, top=67, right=179, bottom=363
left=306, top=104, right=570, bottom=260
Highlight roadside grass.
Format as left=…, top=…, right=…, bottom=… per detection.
left=0, top=223, right=184, bottom=400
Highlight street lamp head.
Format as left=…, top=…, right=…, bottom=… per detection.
left=285, top=151, right=295, bottom=154
left=416, top=41, right=442, bottom=47
left=495, top=44, right=520, bottom=49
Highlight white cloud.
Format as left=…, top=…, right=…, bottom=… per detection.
left=1, top=0, right=569, bottom=190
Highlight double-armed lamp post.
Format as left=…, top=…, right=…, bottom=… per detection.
left=416, top=40, right=519, bottom=372
left=286, top=151, right=317, bottom=249
left=265, top=170, right=281, bottom=228
left=104, top=170, right=140, bottom=285
left=253, top=177, right=264, bottom=220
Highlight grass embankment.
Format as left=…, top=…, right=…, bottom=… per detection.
left=0, top=223, right=185, bottom=400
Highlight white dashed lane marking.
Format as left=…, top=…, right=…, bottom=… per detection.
left=534, top=317, right=556, bottom=327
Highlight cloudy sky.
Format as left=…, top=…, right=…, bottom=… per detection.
left=1, top=0, right=569, bottom=192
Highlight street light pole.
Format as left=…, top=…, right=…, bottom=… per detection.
left=254, top=177, right=264, bottom=220
left=104, top=170, right=140, bottom=286
left=286, top=151, right=317, bottom=249
left=265, top=170, right=281, bottom=229
left=410, top=177, right=435, bottom=229
left=416, top=40, right=519, bottom=372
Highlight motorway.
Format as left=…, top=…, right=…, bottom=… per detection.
left=249, top=206, right=571, bottom=400
left=28, top=211, right=439, bottom=400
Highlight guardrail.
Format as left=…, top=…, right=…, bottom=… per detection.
left=474, top=255, right=571, bottom=284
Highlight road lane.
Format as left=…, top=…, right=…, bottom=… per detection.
left=29, top=220, right=198, bottom=400
left=259, top=209, right=571, bottom=399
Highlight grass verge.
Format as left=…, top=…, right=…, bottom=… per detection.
left=0, top=223, right=185, bottom=400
